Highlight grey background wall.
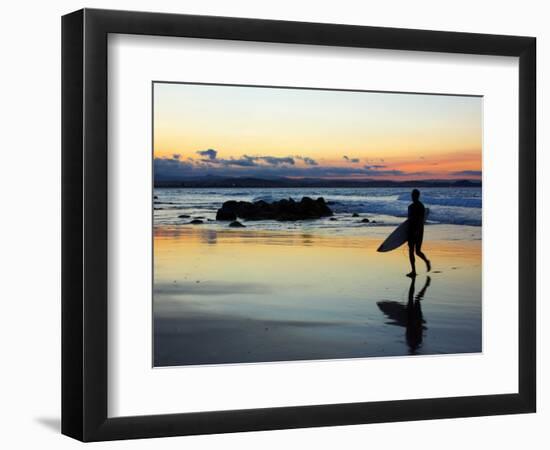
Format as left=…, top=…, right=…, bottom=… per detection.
left=0, top=1, right=546, bottom=448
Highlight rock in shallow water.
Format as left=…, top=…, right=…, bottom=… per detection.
left=216, top=209, right=237, bottom=221
left=229, top=220, right=246, bottom=228
left=216, top=197, right=333, bottom=221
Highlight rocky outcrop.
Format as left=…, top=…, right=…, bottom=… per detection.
left=215, top=209, right=237, bottom=221
left=216, top=197, right=333, bottom=221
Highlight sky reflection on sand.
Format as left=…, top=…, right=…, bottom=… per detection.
left=154, top=225, right=481, bottom=366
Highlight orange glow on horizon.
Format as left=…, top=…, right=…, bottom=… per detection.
left=153, top=83, right=482, bottom=180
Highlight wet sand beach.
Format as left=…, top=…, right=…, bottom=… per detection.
left=154, top=224, right=481, bottom=366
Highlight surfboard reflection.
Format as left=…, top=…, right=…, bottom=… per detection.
left=377, top=276, right=431, bottom=354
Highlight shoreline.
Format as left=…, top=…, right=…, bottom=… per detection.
left=154, top=222, right=482, bottom=243
left=153, top=186, right=482, bottom=228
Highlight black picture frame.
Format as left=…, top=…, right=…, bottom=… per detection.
left=62, top=8, right=536, bottom=442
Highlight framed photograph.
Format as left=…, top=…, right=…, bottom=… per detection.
left=62, top=8, right=536, bottom=441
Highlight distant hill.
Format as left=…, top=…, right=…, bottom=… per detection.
left=154, top=176, right=481, bottom=189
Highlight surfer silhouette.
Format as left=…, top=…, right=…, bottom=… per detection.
left=407, top=189, right=431, bottom=277
left=376, top=276, right=431, bottom=354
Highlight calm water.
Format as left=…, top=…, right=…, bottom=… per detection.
left=153, top=188, right=482, bottom=367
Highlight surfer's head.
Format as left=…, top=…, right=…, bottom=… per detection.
left=411, top=189, right=420, bottom=201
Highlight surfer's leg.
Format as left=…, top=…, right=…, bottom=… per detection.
left=407, top=241, right=417, bottom=277
left=415, top=240, right=431, bottom=272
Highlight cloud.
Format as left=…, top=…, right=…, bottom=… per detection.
left=343, top=155, right=359, bottom=163
left=294, top=155, right=319, bottom=166
left=196, top=149, right=218, bottom=160
left=257, top=156, right=295, bottom=166
left=154, top=156, right=195, bottom=179
left=451, top=170, right=482, bottom=177
left=224, top=156, right=258, bottom=167
left=295, top=155, right=318, bottom=166
left=364, top=158, right=385, bottom=164
left=193, top=150, right=296, bottom=168
left=405, top=171, right=434, bottom=177
left=303, top=157, right=318, bottom=166
left=155, top=150, right=411, bottom=180
left=223, top=155, right=295, bottom=167
left=307, top=167, right=404, bottom=177
left=364, top=164, right=387, bottom=170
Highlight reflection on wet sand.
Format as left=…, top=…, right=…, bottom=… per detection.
left=200, top=229, right=218, bottom=245
left=156, top=226, right=322, bottom=248
left=154, top=225, right=483, bottom=255
left=377, top=277, right=431, bottom=354
left=153, top=225, right=481, bottom=366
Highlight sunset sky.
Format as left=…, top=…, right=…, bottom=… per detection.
left=153, top=82, right=482, bottom=181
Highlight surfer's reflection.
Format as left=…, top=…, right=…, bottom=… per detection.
left=377, top=276, right=431, bottom=354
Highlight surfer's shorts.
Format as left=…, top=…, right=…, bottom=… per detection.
left=407, top=228, right=424, bottom=249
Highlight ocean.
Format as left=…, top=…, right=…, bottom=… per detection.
left=153, top=187, right=482, bottom=232
left=153, top=186, right=482, bottom=366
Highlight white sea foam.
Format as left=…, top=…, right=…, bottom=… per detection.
left=154, top=187, right=482, bottom=229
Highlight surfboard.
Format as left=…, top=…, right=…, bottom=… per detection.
left=377, top=208, right=429, bottom=253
